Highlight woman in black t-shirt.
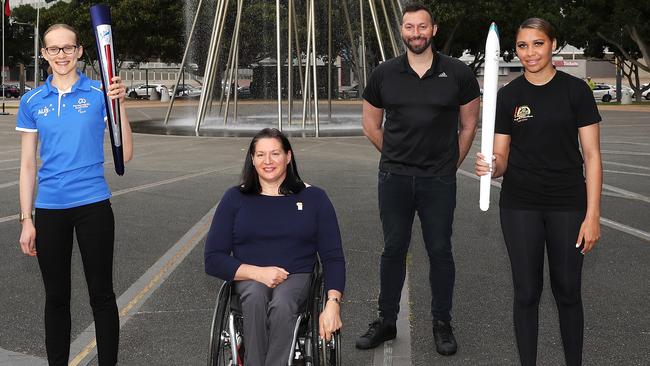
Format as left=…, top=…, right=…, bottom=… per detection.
left=476, top=18, right=602, bottom=366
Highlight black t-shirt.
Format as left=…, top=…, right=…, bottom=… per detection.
left=495, top=71, right=601, bottom=210
left=363, top=53, right=480, bottom=177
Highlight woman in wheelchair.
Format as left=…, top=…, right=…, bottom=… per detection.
left=205, top=128, right=346, bottom=365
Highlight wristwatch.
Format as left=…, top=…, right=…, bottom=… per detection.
left=19, top=212, right=33, bottom=223
left=327, top=297, right=341, bottom=304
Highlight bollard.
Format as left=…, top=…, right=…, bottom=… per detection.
left=149, top=88, right=161, bottom=101
left=160, top=86, right=170, bottom=102
left=621, top=90, right=632, bottom=105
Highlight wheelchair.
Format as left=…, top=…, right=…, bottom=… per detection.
left=207, top=262, right=341, bottom=366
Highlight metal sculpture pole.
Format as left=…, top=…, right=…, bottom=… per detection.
left=291, top=0, right=305, bottom=107
left=234, top=36, right=239, bottom=123
left=276, top=0, right=282, bottom=130
left=310, top=0, right=320, bottom=137
left=288, top=0, right=293, bottom=125
left=389, top=0, right=405, bottom=53
left=195, top=0, right=226, bottom=132
left=301, top=0, right=314, bottom=129
left=395, top=0, right=403, bottom=13
left=341, top=0, right=363, bottom=94
left=368, top=0, right=386, bottom=62
left=165, top=0, right=204, bottom=126
left=219, top=12, right=239, bottom=116
left=360, top=0, right=367, bottom=88
left=224, top=0, right=243, bottom=125
left=206, top=0, right=230, bottom=114
left=327, top=0, right=332, bottom=121
left=380, top=0, right=398, bottom=57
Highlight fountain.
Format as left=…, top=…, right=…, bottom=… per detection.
left=131, top=0, right=405, bottom=137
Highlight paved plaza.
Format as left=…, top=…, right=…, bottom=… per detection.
left=0, top=101, right=648, bottom=365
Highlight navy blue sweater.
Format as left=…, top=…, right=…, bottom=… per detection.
left=204, top=186, right=346, bottom=293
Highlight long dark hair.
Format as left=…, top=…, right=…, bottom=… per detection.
left=239, top=128, right=305, bottom=195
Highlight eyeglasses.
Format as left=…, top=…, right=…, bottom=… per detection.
left=44, top=45, right=78, bottom=56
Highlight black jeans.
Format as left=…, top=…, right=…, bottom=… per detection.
left=500, top=208, right=586, bottom=366
left=377, top=171, right=457, bottom=323
left=35, top=200, right=119, bottom=366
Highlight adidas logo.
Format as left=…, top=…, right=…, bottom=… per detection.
left=438, top=72, right=448, bottom=78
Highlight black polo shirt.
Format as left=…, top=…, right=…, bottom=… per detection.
left=363, top=52, right=480, bottom=177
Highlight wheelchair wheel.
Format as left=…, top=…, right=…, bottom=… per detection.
left=308, top=297, right=321, bottom=366
left=315, top=275, right=341, bottom=365
left=207, top=282, right=243, bottom=366
left=319, top=332, right=341, bottom=365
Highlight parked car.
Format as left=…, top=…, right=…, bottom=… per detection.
left=237, top=85, right=251, bottom=99
left=642, top=84, right=650, bottom=100
left=171, top=84, right=202, bottom=98
left=127, top=84, right=167, bottom=99
left=0, top=84, right=20, bottom=98
left=339, top=84, right=359, bottom=99
left=592, top=84, right=616, bottom=102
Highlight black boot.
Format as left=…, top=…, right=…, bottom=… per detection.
left=355, top=317, right=397, bottom=349
left=433, top=320, right=457, bottom=355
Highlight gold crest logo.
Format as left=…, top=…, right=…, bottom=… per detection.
left=513, top=105, right=533, bottom=123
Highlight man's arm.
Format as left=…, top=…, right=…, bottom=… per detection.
left=362, top=100, right=384, bottom=152
left=457, top=97, right=480, bottom=167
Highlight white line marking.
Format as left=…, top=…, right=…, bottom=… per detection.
left=0, top=165, right=238, bottom=224
left=0, top=180, right=18, bottom=189
left=603, top=161, right=650, bottom=171
left=601, top=140, right=650, bottom=147
left=601, top=150, right=650, bottom=156
left=600, top=218, right=650, bottom=242
left=0, top=158, right=19, bottom=163
left=603, top=169, right=650, bottom=178
left=456, top=169, right=650, bottom=242
left=602, top=183, right=650, bottom=204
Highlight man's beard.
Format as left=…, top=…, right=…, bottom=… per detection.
left=402, top=35, right=433, bottom=54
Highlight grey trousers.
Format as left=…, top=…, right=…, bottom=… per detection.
left=234, top=273, right=311, bottom=366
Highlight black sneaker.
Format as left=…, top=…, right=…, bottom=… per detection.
left=355, top=318, right=397, bottom=349
left=433, top=320, right=457, bottom=355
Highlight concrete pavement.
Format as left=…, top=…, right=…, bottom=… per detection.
left=0, top=106, right=648, bottom=365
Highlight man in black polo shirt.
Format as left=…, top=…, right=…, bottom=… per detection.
left=355, top=3, right=480, bottom=356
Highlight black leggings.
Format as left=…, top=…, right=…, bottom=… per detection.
left=500, top=208, right=585, bottom=366
left=35, top=200, right=119, bottom=366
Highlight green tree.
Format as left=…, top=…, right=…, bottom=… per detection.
left=5, top=5, right=39, bottom=68
left=39, top=0, right=184, bottom=70
left=563, top=0, right=650, bottom=100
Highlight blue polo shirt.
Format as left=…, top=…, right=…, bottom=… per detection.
left=16, top=72, right=111, bottom=209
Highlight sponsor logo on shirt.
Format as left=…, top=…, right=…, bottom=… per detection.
left=438, top=72, right=448, bottom=78
left=73, top=98, right=91, bottom=114
left=513, top=105, right=533, bottom=123
left=37, top=106, right=50, bottom=117
left=296, top=202, right=303, bottom=211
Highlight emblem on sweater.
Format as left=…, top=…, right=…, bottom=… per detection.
left=513, top=105, right=533, bottom=123
left=296, top=202, right=303, bottom=211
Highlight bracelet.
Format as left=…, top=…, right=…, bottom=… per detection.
left=327, top=297, right=341, bottom=304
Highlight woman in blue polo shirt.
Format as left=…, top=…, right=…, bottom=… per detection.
left=17, top=24, right=132, bottom=366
